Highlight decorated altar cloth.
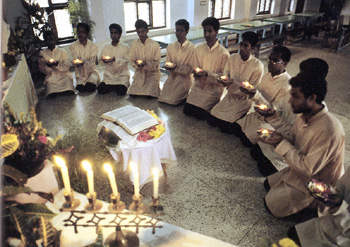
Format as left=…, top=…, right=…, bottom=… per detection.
left=46, top=189, right=239, bottom=247
left=97, top=121, right=177, bottom=187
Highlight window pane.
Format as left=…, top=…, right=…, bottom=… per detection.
left=32, top=0, right=49, bottom=8
left=51, top=0, right=69, bottom=4
left=138, top=3, right=150, bottom=25
left=124, top=2, right=137, bottom=31
left=223, top=0, right=231, bottom=18
left=152, top=1, right=165, bottom=27
left=214, top=0, right=223, bottom=18
left=54, top=9, right=74, bottom=38
left=208, top=0, right=213, bottom=16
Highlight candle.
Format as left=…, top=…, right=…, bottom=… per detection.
left=258, top=128, right=271, bottom=138
left=220, top=76, right=228, bottom=80
left=49, top=58, right=55, bottom=63
left=165, top=62, right=173, bottom=66
left=73, top=58, right=83, bottom=64
left=242, top=81, right=254, bottom=89
left=104, top=163, right=118, bottom=196
left=195, top=67, right=203, bottom=73
left=54, top=156, right=71, bottom=195
left=316, top=184, right=325, bottom=192
left=136, top=59, right=143, bottom=65
left=130, top=162, right=140, bottom=199
left=82, top=160, right=94, bottom=195
left=152, top=168, right=159, bottom=199
left=103, top=55, right=111, bottom=60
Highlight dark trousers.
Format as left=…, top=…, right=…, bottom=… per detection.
left=97, top=82, right=128, bottom=95
left=183, top=103, right=210, bottom=120
left=76, top=82, right=97, bottom=92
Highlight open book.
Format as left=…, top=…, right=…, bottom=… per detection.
left=101, top=105, right=158, bottom=135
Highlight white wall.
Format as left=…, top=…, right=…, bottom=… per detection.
left=3, top=0, right=27, bottom=29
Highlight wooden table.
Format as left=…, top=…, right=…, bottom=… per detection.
left=152, top=29, right=231, bottom=48
left=263, top=15, right=306, bottom=34
left=293, top=12, right=325, bottom=27
left=220, top=20, right=276, bottom=43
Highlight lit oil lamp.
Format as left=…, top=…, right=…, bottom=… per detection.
left=241, top=81, right=254, bottom=90
left=194, top=67, right=204, bottom=73
left=73, top=58, right=83, bottom=64
left=258, top=104, right=268, bottom=110
left=48, top=58, right=55, bottom=63
left=136, top=59, right=143, bottom=65
left=165, top=62, right=175, bottom=69
left=257, top=128, right=272, bottom=138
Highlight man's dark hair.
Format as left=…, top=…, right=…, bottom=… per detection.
left=289, top=71, right=327, bottom=104
left=135, top=19, right=148, bottom=29
left=109, top=23, right=122, bottom=34
left=43, top=30, right=53, bottom=41
left=201, top=17, right=220, bottom=31
left=299, top=58, right=329, bottom=79
left=175, top=19, right=190, bottom=31
left=272, top=45, right=291, bottom=62
left=77, top=22, right=90, bottom=33
left=242, top=31, right=258, bottom=47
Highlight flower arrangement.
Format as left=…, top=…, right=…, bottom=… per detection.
left=137, top=110, right=165, bottom=142
left=260, top=237, right=299, bottom=247
left=2, top=105, right=61, bottom=177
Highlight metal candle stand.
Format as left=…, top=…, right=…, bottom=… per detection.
left=62, top=190, right=81, bottom=211
left=84, top=192, right=103, bottom=213
left=108, top=193, right=126, bottom=213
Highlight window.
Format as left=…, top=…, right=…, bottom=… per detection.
left=208, top=0, right=232, bottom=20
left=288, top=0, right=294, bottom=12
left=28, top=0, right=74, bottom=44
left=257, top=0, right=272, bottom=15
left=124, top=0, right=166, bottom=33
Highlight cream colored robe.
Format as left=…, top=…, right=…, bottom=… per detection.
left=210, top=54, right=264, bottom=122
left=99, top=42, right=130, bottom=87
left=38, top=47, right=75, bottom=97
left=70, top=40, right=100, bottom=86
left=296, top=168, right=350, bottom=247
left=159, top=40, right=196, bottom=105
left=186, top=41, right=230, bottom=111
left=266, top=106, right=345, bottom=218
left=128, top=37, right=161, bottom=97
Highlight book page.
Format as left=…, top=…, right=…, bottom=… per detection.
left=101, top=105, right=139, bottom=122
left=97, top=120, right=137, bottom=145
left=117, top=110, right=158, bottom=135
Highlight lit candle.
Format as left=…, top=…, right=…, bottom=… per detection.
left=104, top=163, right=118, bottom=196
left=136, top=59, right=143, bottom=65
left=49, top=58, right=55, bottom=63
left=130, top=162, right=140, bottom=199
left=103, top=55, right=111, bottom=60
left=73, top=58, right=82, bottom=64
left=220, top=75, right=228, bottom=80
left=54, top=156, right=71, bottom=195
left=242, top=81, right=254, bottom=89
left=195, top=67, right=203, bottom=73
left=316, top=184, right=325, bottom=192
left=152, top=168, right=159, bottom=199
left=82, top=160, right=94, bottom=195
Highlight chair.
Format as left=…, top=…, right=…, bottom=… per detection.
left=323, top=15, right=349, bottom=51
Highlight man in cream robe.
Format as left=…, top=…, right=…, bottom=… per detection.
left=70, top=23, right=100, bottom=92
left=99, top=23, right=130, bottom=95
left=38, top=31, right=76, bottom=98
left=210, top=32, right=263, bottom=130
left=129, top=19, right=161, bottom=98
left=184, top=17, right=229, bottom=120
left=260, top=72, right=345, bottom=219
left=159, top=19, right=196, bottom=105
left=294, top=168, right=350, bottom=247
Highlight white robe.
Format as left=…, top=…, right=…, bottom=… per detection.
left=186, top=41, right=230, bottom=111
left=99, top=42, right=130, bottom=87
left=211, top=54, right=264, bottom=122
left=70, top=40, right=100, bottom=86
left=128, top=37, right=161, bottom=97
left=296, top=168, right=350, bottom=247
left=159, top=40, right=196, bottom=105
left=266, top=106, right=345, bottom=218
left=38, top=47, right=75, bottom=97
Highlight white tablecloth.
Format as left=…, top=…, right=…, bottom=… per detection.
left=106, top=123, right=177, bottom=187
left=46, top=189, right=238, bottom=247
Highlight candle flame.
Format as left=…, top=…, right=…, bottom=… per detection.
left=103, top=56, right=111, bottom=59
left=130, top=162, right=138, bottom=172
left=136, top=59, right=143, bottom=64
left=152, top=168, right=159, bottom=177
left=54, top=155, right=66, bottom=168
left=49, top=58, right=55, bottom=63
left=166, top=62, right=173, bottom=66
left=82, top=160, right=92, bottom=171
left=73, top=58, right=82, bottom=63
left=316, top=184, right=325, bottom=192
left=259, top=104, right=268, bottom=110
left=261, top=129, right=269, bottom=134
left=195, top=67, right=202, bottom=72
left=104, top=163, right=113, bottom=173
left=220, top=76, right=228, bottom=80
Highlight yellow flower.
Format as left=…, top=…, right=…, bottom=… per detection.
left=148, top=124, right=165, bottom=139
left=278, top=238, right=299, bottom=247
left=272, top=244, right=279, bottom=247
left=146, top=110, right=158, bottom=119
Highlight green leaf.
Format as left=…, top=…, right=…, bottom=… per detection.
left=15, top=203, right=56, bottom=220
left=2, top=186, right=34, bottom=198
left=39, top=216, right=56, bottom=247
left=8, top=206, right=36, bottom=246
left=1, top=165, right=28, bottom=186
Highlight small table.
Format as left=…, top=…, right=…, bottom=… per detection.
left=293, top=12, right=325, bottom=27
left=100, top=122, right=177, bottom=187
left=263, top=15, right=306, bottom=34
left=221, top=20, right=276, bottom=43
left=45, top=189, right=239, bottom=247
left=153, top=29, right=231, bottom=48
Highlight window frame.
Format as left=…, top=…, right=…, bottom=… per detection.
left=256, top=0, right=272, bottom=15
left=209, top=0, right=232, bottom=20
left=124, top=0, right=167, bottom=33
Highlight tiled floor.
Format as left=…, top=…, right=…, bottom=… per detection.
left=36, top=36, right=350, bottom=246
